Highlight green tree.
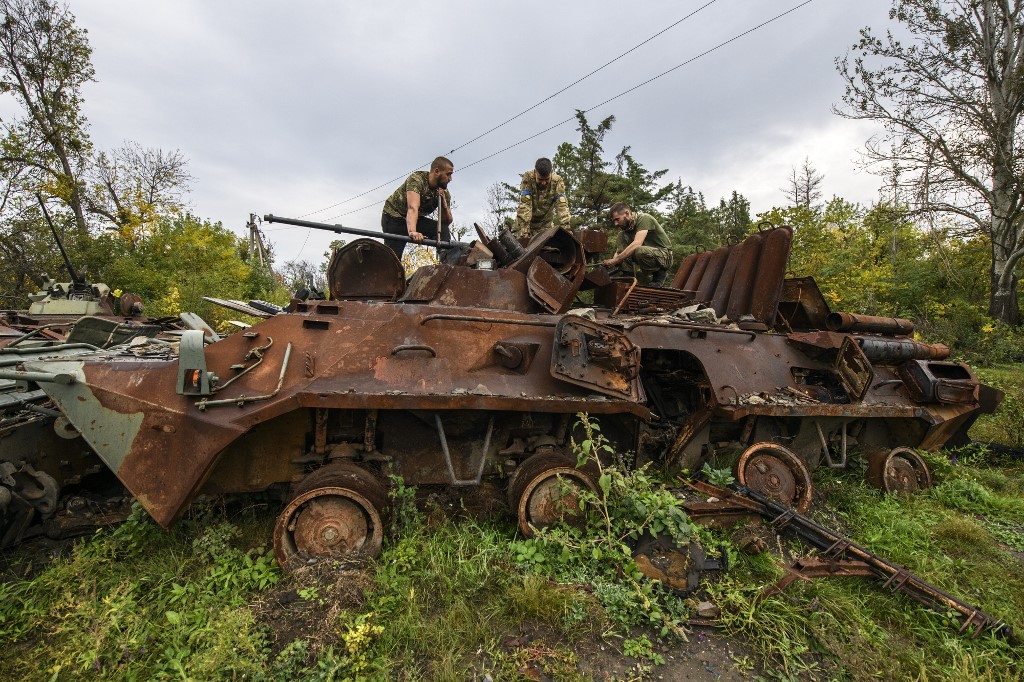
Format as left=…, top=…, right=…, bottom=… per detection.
left=554, top=111, right=616, bottom=227
left=661, top=181, right=715, bottom=260
left=0, top=0, right=93, bottom=236
left=713, top=190, right=752, bottom=244
left=835, top=0, right=1024, bottom=325
left=0, top=0, right=195, bottom=303
left=86, top=213, right=281, bottom=326
left=613, top=146, right=672, bottom=213
left=553, top=111, right=671, bottom=228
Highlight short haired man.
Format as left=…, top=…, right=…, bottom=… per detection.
left=602, top=202, right=673, bottom=287
left=381, top=156, right=454, bottom=259
left=514, top=157, right=571, bottom=239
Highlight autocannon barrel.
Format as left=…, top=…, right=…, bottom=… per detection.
left=263, top=214, right=471, bottom=249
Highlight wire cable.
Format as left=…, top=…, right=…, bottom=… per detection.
left=297, top=1, right=720, bottom=219
left=319, top=0, right=816, bottom=223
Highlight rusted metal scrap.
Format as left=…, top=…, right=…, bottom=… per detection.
left=682, top=480, right=1012, bottom=640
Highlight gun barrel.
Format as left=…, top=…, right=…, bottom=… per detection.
left=36, top=193, right=85, bottom=286
left=263, top=214, right=470, bottom=249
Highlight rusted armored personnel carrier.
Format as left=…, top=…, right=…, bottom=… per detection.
left=18, top=216, right=998, bottom=568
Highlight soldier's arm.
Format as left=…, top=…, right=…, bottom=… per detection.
left=439, top=190, right=453, bottom=227
left=603, top=230, right=649, bottom=266
left=515, top=176, right=533, bottom=237
left=405, top=191, right=424, bottom=242
left=554, top=178, right=570, bottom=228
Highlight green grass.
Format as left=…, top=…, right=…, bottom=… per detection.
left=972, top=364, right=1024, bottom=446
left=711, top=461, right=1024, bottom=681
left=0, top=501, right=600, bottom=681
left=4, top=387, right=1024, bottom=679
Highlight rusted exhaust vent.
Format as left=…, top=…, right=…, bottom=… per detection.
left=670, top=226, right=793, bottom=327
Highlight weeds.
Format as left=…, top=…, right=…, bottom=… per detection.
left=509, top=415, right=696, bottom=640
left=4, top=410, right=1024, bottom=679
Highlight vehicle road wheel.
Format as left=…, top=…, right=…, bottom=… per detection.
left=866, top=447, right=932, bottom=494
left=735, top=442, right=813, bottom=513
left=273, top=464, right=387, bottom=570
left=507, top=451, right=597, bottom=537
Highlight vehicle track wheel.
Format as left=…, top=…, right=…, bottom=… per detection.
left=274, top=464, right=387, bottom=570
left=866, top=447, right=932, bottom=494
left=507, top=451, right=597, bottom=537
left=735, top=442, right=813, bottom=513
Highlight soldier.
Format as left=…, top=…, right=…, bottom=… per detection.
left=381, top=156, right=454, bottom=259
left=515, top=157, right=571, bottom=239
left=602, top=202, right=673, bottom=287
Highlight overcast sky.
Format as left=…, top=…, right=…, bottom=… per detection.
left=68, top=0, right=894, bottom=266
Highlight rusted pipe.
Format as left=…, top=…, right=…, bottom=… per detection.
left=857, top=337, right=950, bottom=362
left=826, top=312, right=915, bottom=336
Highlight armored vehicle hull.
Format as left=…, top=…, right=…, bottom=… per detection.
left=22, top=222, right=998, bottom=568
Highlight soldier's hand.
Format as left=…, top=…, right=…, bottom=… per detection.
left=409, top=230, right=425, bottom=243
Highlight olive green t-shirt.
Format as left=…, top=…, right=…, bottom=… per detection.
left=382, top=171, right=451, bottom=220
left=618, top=213, right=672, bottom=251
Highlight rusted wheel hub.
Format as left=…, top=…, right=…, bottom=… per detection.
left=508, top=451, right=597, bottom=536
left=867, top=447, right=932, bottom=494
left=274, top=464, right=387, bottom=570
left=735, top=442, right=813, bottom=513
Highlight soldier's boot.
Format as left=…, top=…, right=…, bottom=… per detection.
left=650, top=268, right=668, bottom=287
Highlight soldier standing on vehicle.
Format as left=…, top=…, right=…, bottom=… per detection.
left=381, top=156, right=454, bottom=259
left=602, top=202, right=673, bottom=287
left=514, top=157, right=571, bottom=239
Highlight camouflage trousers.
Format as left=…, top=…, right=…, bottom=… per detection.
left=618, top=245, right=673, bottom=275
left=514, top=221, right=553, bottom=240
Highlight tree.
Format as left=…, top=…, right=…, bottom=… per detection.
left=661, top=181, right=715, bottom=252
left=484, top=180, right=518, bottom=232
left=783, top=157, right=824, bottom=209
left=713, top=190, right=752, bottom=244
left=554, top=111, right=616, bottom=227
left=553, top=111, right=672, bottom=228
left=0, top=0, right=93, bottom=236
left=88, top=213, right=284, bottom=324
left=88, top=142, right=192, bottom=241
left=835, top=0, right=1024, bottom=325
left=613, top=146, right=672, bottom=213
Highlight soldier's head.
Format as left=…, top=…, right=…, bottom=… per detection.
left=534, top=157, right=553, bottom=189
left=430, top=156, right=454, bottom=189
left=610, top=202, right=633, bottom=229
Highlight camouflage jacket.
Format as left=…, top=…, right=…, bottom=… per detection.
left=383, top=171, right=451, bottom=220
left=515, top=170, right=571, bottom=237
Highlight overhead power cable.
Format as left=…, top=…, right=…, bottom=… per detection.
left=321, top=0, right=816, bottom=223
left=298, top=1, right=719, bottom=219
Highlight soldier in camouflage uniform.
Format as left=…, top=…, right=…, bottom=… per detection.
left=515, top=157, right=571, bottom=239
left=602, top=202, right=673, bottom=287
left=381, top=156, right=454, bottom=259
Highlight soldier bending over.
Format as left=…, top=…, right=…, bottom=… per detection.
left=515, top=157, right=571, bottom=239
left=602, top=202, right=673, bottom=287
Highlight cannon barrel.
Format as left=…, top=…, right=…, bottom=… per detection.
left=37, top=193, right=85, bottom=286
left=263, top=214, right=471, bottom=249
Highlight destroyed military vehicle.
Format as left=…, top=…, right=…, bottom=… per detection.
left=0, top=218, right=171, bottom=547
left=14, top=216, right=999, bottom=569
